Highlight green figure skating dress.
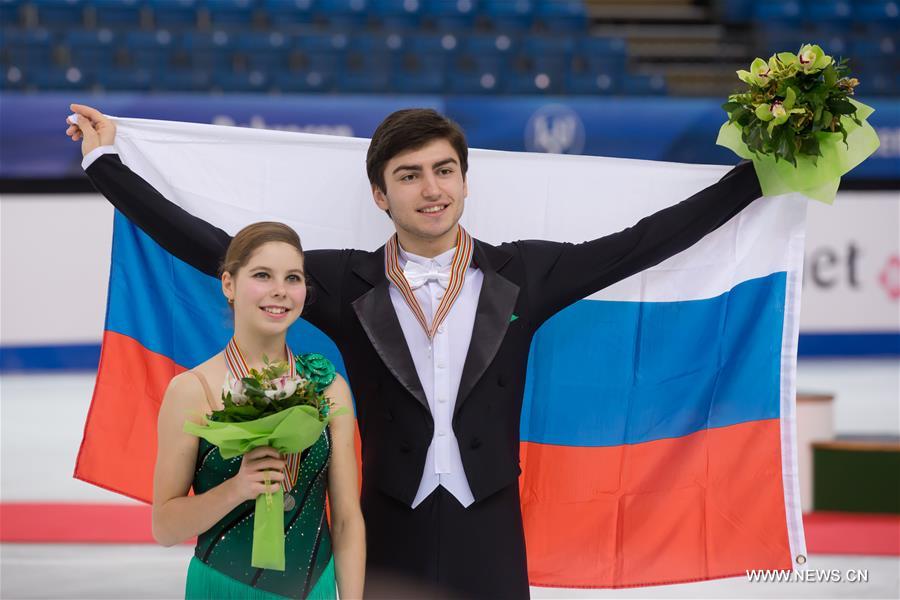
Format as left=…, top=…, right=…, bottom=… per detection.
left=184, top=354, right=337, bottom=599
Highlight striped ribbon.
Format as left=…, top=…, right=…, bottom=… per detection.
left=224, top=338, right=301, bottom=493
left=385, top=226, right=474, bottom=340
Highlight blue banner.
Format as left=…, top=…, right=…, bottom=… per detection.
left=2, top=92, right=897, bottom=180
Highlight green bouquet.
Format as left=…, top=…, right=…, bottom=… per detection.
left=717, top=44, right=880, bottom=203
left=183, top=357, right=343, bottom=571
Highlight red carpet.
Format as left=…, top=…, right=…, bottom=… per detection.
left=1, top=503, right=897, bottom=555
left=803, top=511, right=900, bottom=556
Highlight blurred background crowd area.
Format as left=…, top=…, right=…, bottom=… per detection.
left=2, top=0, right=898, bottom=97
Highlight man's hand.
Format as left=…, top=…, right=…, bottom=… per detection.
left=66, top=103, right=116, bottom=157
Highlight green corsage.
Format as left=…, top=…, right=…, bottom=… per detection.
left=295, top=353, right=336, bottom=391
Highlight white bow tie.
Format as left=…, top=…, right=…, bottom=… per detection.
left=403, top=261, right=451, bottom=290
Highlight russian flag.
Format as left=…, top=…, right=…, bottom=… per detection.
left=75, top=117, right=807, bottom=588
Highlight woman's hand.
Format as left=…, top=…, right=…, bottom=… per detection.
left=227, top=446, right=286, bottom=503
left=66, top=103, right=116, bottom=157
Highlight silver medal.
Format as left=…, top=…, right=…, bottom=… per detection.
left=283, top=493, right=296, bottom=511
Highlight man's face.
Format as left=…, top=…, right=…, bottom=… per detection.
left=372, top=138, right=467, bottom=249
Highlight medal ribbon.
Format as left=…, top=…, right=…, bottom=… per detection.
left=385, top=226, right=473, bottom=340
left=224, top=338, right=301, bottom=493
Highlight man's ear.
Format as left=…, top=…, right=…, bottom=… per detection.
left=372, top=183, right=389, bottom=212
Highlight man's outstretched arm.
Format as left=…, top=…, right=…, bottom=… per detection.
left=68, top=104, right=344, bottom=333
left=85, top=151, right=231, bottom=278
left=519, top=161, right=763, bottom=324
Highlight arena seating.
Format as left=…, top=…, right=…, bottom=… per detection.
left=0, top=0, right=896, bottom=95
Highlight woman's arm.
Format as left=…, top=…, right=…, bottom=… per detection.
left=325, top=375, right=366, bottom=599
left=151, top=373, right=285, bottom=546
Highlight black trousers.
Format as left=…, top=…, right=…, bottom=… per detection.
left=362, top=483, right=530, bottom=599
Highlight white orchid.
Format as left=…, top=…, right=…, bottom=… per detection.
left=264, top=375, right=303, bottom=400
left=223, top=376, right=250, bottom=406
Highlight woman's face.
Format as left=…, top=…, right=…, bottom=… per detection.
left=222, top=241, right=306, bottom=335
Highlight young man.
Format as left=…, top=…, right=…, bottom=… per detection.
left=69, top=105, right=762, bottom=599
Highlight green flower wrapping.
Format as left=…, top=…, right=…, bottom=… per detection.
left=717, top=44, right=880, bottom=203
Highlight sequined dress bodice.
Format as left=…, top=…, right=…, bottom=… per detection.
left=190, top=354, right=336, bottom=599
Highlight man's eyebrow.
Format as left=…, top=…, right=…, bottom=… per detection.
left=392, top=164, right=423, bottom=175
left=392, top=157, right=459, bottom=175
left=432, top=158, right=459, bottom=169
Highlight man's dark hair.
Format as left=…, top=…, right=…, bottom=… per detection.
left=366, top=108, right=469, bottom=194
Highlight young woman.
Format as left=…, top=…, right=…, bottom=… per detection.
left=150, top=221, right=364, bottom=599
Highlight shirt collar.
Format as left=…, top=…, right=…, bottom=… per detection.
left=398, top=244, right=457, bottom=269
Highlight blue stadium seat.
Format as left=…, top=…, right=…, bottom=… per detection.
left=804, top=0, right=852, bottom=24
left=213, top=68, right=269, bottom=92
left=156, top=68, right=211, bottom=90
left=577, top=36, right=627, bottom=77
left=2, top=65, right=28, bottom=90
left=463, top=32, right=516, bottom=57
left=95, top=67, right=154, bottom=90
left=621, top=73, right=666, bottom=95
left=851, top=34, right=898, bottom=59
left=372, top=0, right=422, bottom=29
left=504, top=70, right=560, bottom=94
left=392, top=67, right=444, bottom=93
left=337, top=67, right=390, bottom=93
left=32, top=0, right=86, bottom=27
left=206, top=0, right=257, bottom=27
left=294, top=31, right=346, bottom=71
left=753, top=0, right=801, bottom=23
left=535, top=0, right=586, bottom=33
left=446, top=70, right=501, bottom=94
left=316, top=0, right=369, bottom=27
left=125, top=30, right=177, bottom=69
left=182, top=30, right=236, bottom=70
left=3, top=29, right=55, bottom=69
left=483, top=0, right=533, bottom=32
left=853, top=1, right=899, bottom=23
left=272, top=67, right=332, bottom=92
left=30, top=66, right=92, bottom=90
left=261, top=0, right=315, bottom=26
left=90, top=0, right=145, bottom=29
left=347, top=31, right=406, bottom=55
left=236, top=31, right=290, bottom=71
left=457, top=33, right=514, bottom=81
left=755, top=26, right=810, bottom=55
left=0, top=0, right=24, bottom=27
left=295, top=30, right=349, bottom=53
left=521, top=36, right=574, bottom=75
left=405, top=31, right=460, bottom=58
left=813, top=28, right=849, bottom=57
left=422, top=0, right=478, bottom=30
left=65, top=29, right=119, bottom=69
left=566, top=71, right=618, bottom=95
left=151, top=0, right=199, bottom=28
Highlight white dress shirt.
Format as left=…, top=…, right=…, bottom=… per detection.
left=391, top=245, right=483, bottom=508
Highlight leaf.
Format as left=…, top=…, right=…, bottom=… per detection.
left=828, top=98, right=856, bottom=115
left=800, top=135, right=821, bottom=156
left=823, top=64, right=837, bottom=88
